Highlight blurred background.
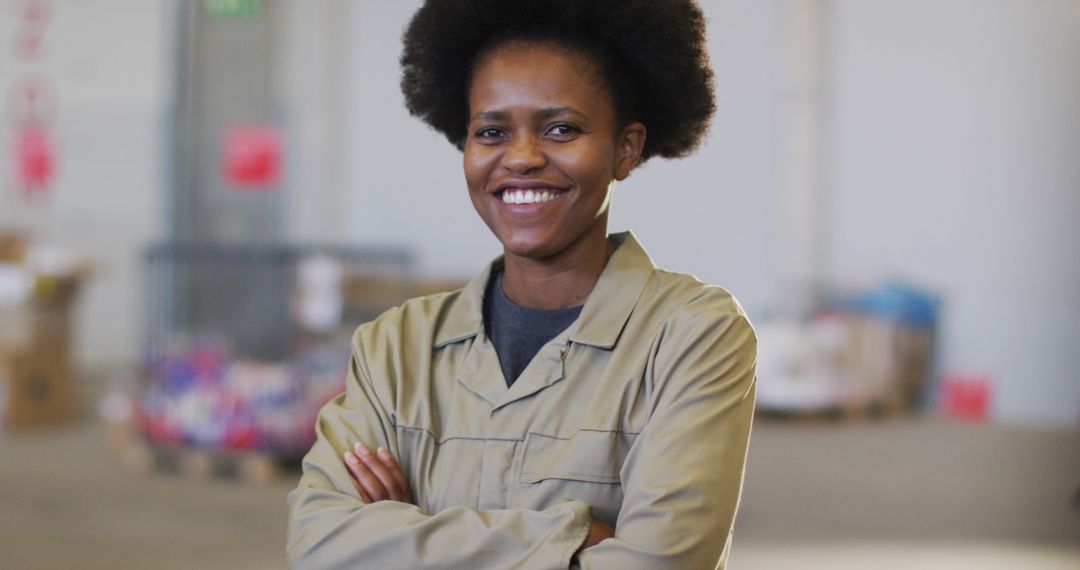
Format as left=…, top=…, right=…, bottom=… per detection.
left=0, top=0, right=1077, bottom=568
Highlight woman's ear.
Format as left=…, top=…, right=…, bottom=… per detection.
left=614, top=122, right=647, bottom=181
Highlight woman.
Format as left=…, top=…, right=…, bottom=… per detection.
left=287, top=1, right=756, bottom=568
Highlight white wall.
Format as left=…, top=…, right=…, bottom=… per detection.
left=825, top=0, right=1080, bottom=426
left=0, top=0, right=170, bottom=367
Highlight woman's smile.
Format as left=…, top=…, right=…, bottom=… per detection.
left=498, top=188, right=565, bottom=205
left=494, top=178, right=570, bottom=208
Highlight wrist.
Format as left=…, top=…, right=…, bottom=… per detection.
left=575, top=516, right=615, bottom=558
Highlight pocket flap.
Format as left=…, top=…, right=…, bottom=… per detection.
left=520, top=430, right=633, bottom=485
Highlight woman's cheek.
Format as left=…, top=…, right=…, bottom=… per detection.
left=463, top=148, right=497, bottom=192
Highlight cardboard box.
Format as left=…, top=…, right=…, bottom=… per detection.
left=840, top=314, right=933, bottom=412
left=0, top=348, right=75, bottom=429
left=0, top=271, right=83, bottom=431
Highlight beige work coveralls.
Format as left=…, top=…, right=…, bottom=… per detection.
left=288, top=232, right=757, bottom=569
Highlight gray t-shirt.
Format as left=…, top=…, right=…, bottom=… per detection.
left=483, top=269, right=583, bottom=387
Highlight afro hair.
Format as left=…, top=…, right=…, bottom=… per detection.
left=400, top=0, right=716, bottom=162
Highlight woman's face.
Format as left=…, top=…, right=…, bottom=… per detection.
left=464, top=42, right=645, bottom=262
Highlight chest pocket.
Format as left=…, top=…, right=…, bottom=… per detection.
left=515, top=430, right=636, bottom=523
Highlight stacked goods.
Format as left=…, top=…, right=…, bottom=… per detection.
left=756, top=282, right=937, bottom=417
left=0, top=234, right=89, bottom=430
left=138, top=337, right=346, bottom=458
left=827, top=282, right=937, bottom=413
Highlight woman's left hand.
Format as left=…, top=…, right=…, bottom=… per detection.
left=343, top=443, right=414, bottom=505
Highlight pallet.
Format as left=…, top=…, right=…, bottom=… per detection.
left=121, top=440, right=295, bottom=484
left=756, top=400, right=910, bottom=423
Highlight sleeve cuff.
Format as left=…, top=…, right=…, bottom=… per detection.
left=562, top=501, right=593, bottom=569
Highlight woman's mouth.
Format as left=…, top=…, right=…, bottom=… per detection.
left=499, top=188, right=565, bottom=205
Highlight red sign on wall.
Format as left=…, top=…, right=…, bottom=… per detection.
left=9, top=0, right=58, bottom=201
left=223, top=125, right=281, bottom=190
left=13, top=125, right=56, bottom=199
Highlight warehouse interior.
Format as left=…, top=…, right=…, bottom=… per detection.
left=1, top=1, right=1078, bottom=569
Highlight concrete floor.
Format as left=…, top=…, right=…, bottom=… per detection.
left=0, top=418, right=1077, bottom=569
left=733, top=419, right=1080, bottom=569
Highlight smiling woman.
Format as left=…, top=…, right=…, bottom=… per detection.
left=287, top=1, right=757, bottom=569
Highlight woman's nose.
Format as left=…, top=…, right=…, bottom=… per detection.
left=501, top=135, right=546, bottom=173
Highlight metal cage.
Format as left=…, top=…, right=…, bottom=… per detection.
left=138, top=242, right=413, bottom=457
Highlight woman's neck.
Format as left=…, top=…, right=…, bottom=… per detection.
left=500, top=229, right=612, bottom=310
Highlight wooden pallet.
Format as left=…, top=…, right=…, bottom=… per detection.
left=756, top=400, right=910, bottom=423
left=121, top=440, right=295, bottom=484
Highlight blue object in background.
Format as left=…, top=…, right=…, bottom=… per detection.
left=828, top=281, right=939, bottom=328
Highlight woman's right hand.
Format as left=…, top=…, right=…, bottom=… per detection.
left=344, top=443, right=414, bottom=504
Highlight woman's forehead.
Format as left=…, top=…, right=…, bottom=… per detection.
left=468, top=42, right=614, bottom=119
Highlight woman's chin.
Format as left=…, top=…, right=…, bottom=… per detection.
left=500, top=238, right=558, bottom=261
left=495, top=221, right=611, bottom=264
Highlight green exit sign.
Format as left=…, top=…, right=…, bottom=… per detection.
left=203, top=0, right=263, bottom=19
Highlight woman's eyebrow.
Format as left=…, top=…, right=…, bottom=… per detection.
left=536, top=106, right=586, bottom=121
left=469, top=110, right=510, bottom=123
left=468, top=107, right=587, bottom=123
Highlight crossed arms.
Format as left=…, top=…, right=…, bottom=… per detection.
left=287, top=310, right=756, bottom=569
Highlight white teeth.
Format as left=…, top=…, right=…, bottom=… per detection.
left=501, top=189, right=561, bottom=204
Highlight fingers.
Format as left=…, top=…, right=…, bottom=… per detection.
left=350, top=473, right=373, bottom=503
left=343, top=450, right=379, bottom=503
left=343, top=443, right=414, bottom=505
left=353, top=443, right=408, bottom=502
left=375, top=447, right=413, bottom=504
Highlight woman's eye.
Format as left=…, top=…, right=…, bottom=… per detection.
left=473, top=127, right=505, bottom=140
left=547, top=124, right=581, bottom=139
